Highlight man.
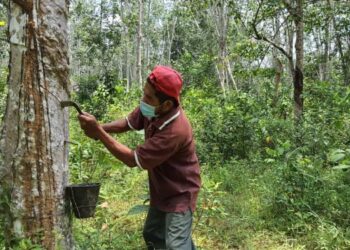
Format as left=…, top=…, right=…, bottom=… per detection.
left=78, top=65, right=201, bottom=250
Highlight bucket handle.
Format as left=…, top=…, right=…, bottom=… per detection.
left=69, top=186, right=82, bottom=218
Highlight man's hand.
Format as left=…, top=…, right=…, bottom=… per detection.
left=78, top=112, right=101, bottom=140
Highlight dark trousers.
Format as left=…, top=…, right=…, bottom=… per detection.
left=143, top=206, right=196, bottom=250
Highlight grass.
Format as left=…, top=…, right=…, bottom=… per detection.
left=69, top=155, right=309, bottom=250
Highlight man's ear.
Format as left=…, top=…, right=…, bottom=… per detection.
left=161, top=100, right=174, bottom=113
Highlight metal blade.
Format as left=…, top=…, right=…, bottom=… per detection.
left=60, top=101, right=83, bottom=114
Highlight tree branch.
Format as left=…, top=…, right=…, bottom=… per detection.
left=252, top=0, right=263, bottom=36
left=251, top=0, right=293, bottom=62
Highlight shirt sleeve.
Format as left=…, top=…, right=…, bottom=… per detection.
left=134, top=132, right=182, bottom=170
left=126, top=107, right=144, bottom=131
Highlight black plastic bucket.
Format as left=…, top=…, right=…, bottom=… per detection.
left=66, top=183, right=100, bottom=219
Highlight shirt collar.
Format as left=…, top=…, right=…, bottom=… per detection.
left=152, top=106, right=181, bottom=130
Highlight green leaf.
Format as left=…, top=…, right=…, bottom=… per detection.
left=332, top=165, right=350, bottom=170
left=264, top=158, right=275, bottom=163
left=329, top=153, right=346, bottom=162
left=328, top=149, right=346, bottom=162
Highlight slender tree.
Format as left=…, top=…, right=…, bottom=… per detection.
left=211, top=0, right=230, bottom=94
left=272, top=16, right=283, bottom=105
left=120, top=1, right=132, bottom=91
left=0, top=1, right=73, bottom=248
left=137, top=0, right=144, bottom=87
left=328, top=0, right=350, bottom=85
left=252, top=0, right=304, bottom=120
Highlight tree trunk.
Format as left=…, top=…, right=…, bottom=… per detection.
left=322, top=21, right=330, bottom=81
left=225, top=59, right=238, bottom=91
left=0, top=1, right=73, bottom=249
left=328, top=0, right=350, bottom=85
left=167, top=16, right=177, bottom=64
left=314, top=22, right=330, bottom=82
left=272, top=16, right=283, bottom=105
left=136, top=0, right=143, bottom=88
left=99, top=0, right=106, bottom=78
left=313, top=28, right=323, bottom=80
left=120, top=1, right=131, bottom=91
left=215, top=64, right=226, bottom=97
left=273, top=56, right=283, bottom=104
left=294, top=0, right=304, bottom=121
left=145, top=0, right=152, bottom=71
left=212, top=0, right=229, bottom=93
left=286, top=22, right=294, bottom=77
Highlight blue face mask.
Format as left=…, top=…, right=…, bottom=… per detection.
left=140, top=101, right=159, bottom=118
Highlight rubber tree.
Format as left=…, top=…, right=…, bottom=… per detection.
left=0, top=1, right=73, bottom=249
left=136, top=0, right=143, bottom=88
left=328, top=0, right=350, bottom=86
left=210, top=0, right=238, bottom=94
left=252, top=0, right=304, bottom=121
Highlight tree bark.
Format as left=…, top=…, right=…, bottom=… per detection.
left=0, top=1, right=73, bottom=249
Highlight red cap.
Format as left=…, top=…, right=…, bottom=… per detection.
left=148, top=65, right=183, bottom=102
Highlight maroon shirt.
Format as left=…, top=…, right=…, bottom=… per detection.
left=126, top=106, right=201, bottom=212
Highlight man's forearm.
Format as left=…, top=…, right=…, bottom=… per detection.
left=101, top=118, right=130, bottom=134
left=96, top=126, right=137, bottom=168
